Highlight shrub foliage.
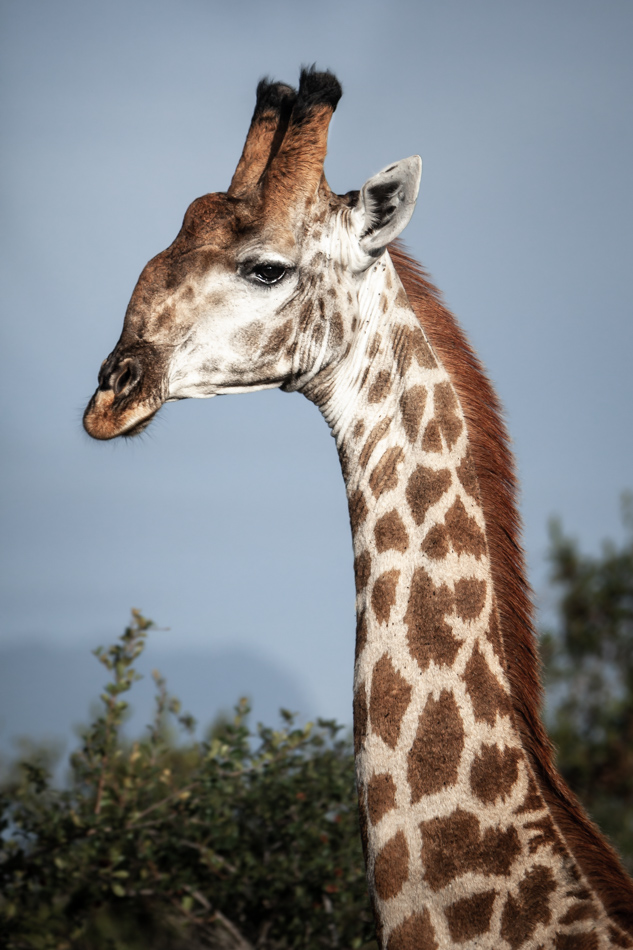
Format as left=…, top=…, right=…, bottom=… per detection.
left=0, top=612, right=376, bottom=950
left=541, top=502, right=633, bottom=872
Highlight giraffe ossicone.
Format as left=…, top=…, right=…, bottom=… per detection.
left=83, top=67, right=633, bottom=949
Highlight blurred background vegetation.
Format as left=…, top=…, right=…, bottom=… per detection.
left=1, top=505, right=631, bottom=949
left=540, top=498, right=633, bottom=876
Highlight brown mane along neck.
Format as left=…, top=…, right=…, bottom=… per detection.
left=389, top=240, right=633, bottom=933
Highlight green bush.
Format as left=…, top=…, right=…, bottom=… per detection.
left=541, top=499, right=633, bottom=872
left=0, top=611, right=376, bottom=950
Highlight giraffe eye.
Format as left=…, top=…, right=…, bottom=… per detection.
left=252, top=263, right=287, bottom=285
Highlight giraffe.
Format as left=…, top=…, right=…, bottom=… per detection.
left=83, top=68, right=633, bottom=949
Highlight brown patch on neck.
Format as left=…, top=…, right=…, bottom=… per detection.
left=359, top=417, right=391, bottom=470
left=445, top=890, right=496, bottom=943
left=470, top=743, right=522, bottom=804
left=387, top=910, right=438, bottom=950
left=369, top=446, right=404, bottom=498
left=463, top=639, right=511, bottom=727
left=348, top=488, right=368, bottom=533
left=366, top=772, right=397, bottom=825
left=371, top=569, right=400, bottom=624
left=407, top=690, right=464, bottom=802
left=390, top=241, right=633, bottom=931
left=399, top=385, right=427, bottom=442
left=404, top=567, right=459, bottom=671
left=421, top=418, right=442, bottom=452
left=374, top=509, right=409, bottom=553
left=500, top=865, right=557, bottom=949
left=369, top=654, right=412, bottom=750
left=373, top=830, right=409, bottom=901
left=420, top=808, right=521, bottom=891
left=405, top=465, right=451, bottom=525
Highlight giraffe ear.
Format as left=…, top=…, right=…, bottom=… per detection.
left=356, top=156, right=422, bottom=255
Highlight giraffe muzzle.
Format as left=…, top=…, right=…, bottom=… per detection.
left=84, top=353, right=164, bottom=440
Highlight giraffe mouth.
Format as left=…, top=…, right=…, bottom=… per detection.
left=120, top=408, right=160, bottom=438
left=83, top=389, right=163, bottom=441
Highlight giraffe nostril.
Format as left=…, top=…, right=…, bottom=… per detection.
left=112, top=359, right=140, bottom=396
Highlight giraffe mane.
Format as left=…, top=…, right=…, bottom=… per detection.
left=390, top=239, right=633, bottom=934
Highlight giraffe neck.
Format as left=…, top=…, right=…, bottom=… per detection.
left=303, top=254, right=628, bottom=950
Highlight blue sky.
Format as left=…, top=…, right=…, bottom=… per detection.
left=1, top=0, right=631, bottom=749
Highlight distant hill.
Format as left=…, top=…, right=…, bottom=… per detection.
left=0, top=641, right=320, bottom=776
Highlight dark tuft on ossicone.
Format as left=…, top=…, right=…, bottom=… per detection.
left=253, top=78, right=297, bottom=117
left=293, top=65, right=342, bottom=121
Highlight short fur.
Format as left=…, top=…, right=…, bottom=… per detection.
left=261, top=68, right=341, bottom=215
left=390, top=241, right=633, bottom=934
left=227, top=79, right=296, bottom=197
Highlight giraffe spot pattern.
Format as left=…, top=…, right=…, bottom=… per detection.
left=404, top=567, right=460, bottom=671
left=421, top=524, right=450, bottom=560
left=352, top=418, right=365, bottom=441
left=298, top=300, right=314, bottom=334
left=420, top=807, right=521, bottom=891
left=456, top=454, right=480, bottom=500
left=392, top=326, right=437, bottom=377
left=555, top=936, right=598, bottom=950
left=421, top=418, right=443, bottom=452
left=374, top=509, right=409, bottom=553
left=358, top=365, right=371, bottom=392
left=387, top=909, right=438, bottom=950
left=374, top=830, right=410, bottom=901
left=559, top=902, right=599, bottom=924
left=399, top=385, right=427, bottom=443
left=369, top=446, right=404, bottom=498
left=407, top=690, right=464, bottom=802
left=359, top=418, right=391, bottom=470
left=337, top=443, right=351, bottom=481
left=515, top=771, right=544, bottom=814
left=354, top=550, right=372, bottom=594
left=353, top=682, right=368, bottom=757
left=366, top=772, right=397, bottom=825
left=369, top=654, right=412, bottom=750
left=368, top=370, right=391, bottom=403
left=371, top=569, right=400, bottom=624
left=500, top=865, right=557, bottom=950
left=348, top=489, right=368, bottom=533
left=368, top=332, right=382, bottom=361
left=485, top=607, right=504, bottom=658
left=463, top=642, right=512, bottom=725
left=355, top=609, right=368, bottom=663
left=406, top=465, right=452, bottom=526
left=311, top=319, right=326, bottom=346
left=445, top=889, right=497, bottom=943
left=454, top=577, right=487, bottom=621
left=434, top=381, right=463, bottom=448
left=330, top=310, right=344, bottom=347
left=421, top=499, right=486, bottom=562
left=566, top=887, right=592, bottom=901
left=444, top=497, right=486, bottom=558
left=470, top=743, right=521, bottom=804
left=524, top=816, right=566, bottom=855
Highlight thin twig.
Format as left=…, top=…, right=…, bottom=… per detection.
left=125, top=783, right=199, bottom=828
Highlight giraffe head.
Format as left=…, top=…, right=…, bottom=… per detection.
left=83, top=68, right=421, bottom=440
